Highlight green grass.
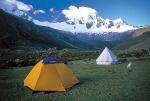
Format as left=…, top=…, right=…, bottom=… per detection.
left=0, top=60, right=150, bottom=101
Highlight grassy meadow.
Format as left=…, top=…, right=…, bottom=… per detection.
left=0, top=4, right=150, bottom=101
left=0, top=59, right=150, bottom=101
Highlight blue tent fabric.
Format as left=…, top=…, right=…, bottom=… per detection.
left=43, top=56, right=59, bottom=64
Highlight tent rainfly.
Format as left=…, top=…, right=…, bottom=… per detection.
left=96, top=47, right=118, bottom=65
left=24, top=56, right=79, bottom=91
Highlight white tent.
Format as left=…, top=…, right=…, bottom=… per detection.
left=96, top=47, right=118, bottom=65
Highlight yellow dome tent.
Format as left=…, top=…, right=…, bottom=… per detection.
left=24, top=57, right=79, bottom=91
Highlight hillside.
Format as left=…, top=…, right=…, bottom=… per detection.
left=0, top=9, right=99, bottom=50
left=0, top=9, right=120, bottom=50
left=115, top=31, right=150, bottom=50
left=132, top=26, right=150, bottom=38
left=0, top=9, right=74, bottom=50
left=0, top=9, right=122, bottom=50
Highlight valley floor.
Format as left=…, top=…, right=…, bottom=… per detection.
left=0, top=60, right=150, bottom=101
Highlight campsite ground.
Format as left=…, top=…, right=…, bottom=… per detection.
left=0, top=60, right=150, bottom=101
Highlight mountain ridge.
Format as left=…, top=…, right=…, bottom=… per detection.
left=114, top=30, right=150, bottom=50
left=33, top=14, right=138, bottom=34
left=0, top=3, right=143, bottom=42
left=0, top=9, right=76, bottom=50
left=0, top=9, right=120, bottom=50
left=32, top=11, right=140, bottom=41
left=0, top=8, right=149, bottom=51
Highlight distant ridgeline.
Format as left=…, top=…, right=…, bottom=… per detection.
left=0, top=9, right=126, bottom=50
left=115, top=31, right=150, bottom=50
left=0, top=8, right=150, bottom=50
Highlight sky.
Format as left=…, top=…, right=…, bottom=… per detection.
left=1, top=0, right=150, bottom=25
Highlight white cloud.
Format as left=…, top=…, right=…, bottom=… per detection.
left=33, top=10, right=45, bottom=15
left=15, top=1, right=32, bottom=11
left=0, top=0, right=35, bottom=21
left=0, top=0, right=33, bottom=12
left=49, top=8, right=54, bottom=13
left=0, top=0, right=45, bottom=19
left=62, top=5, right=97, bottom=22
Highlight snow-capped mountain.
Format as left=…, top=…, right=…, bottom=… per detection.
left=33, top=5, right=137, bottom=35
left=0, top=2, right=140, bottom=41
left=46, top=18, right=136, bottom=34
left=32, top=19, right=135, bottom=41
left=32, top=8, right=138, bottom=41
